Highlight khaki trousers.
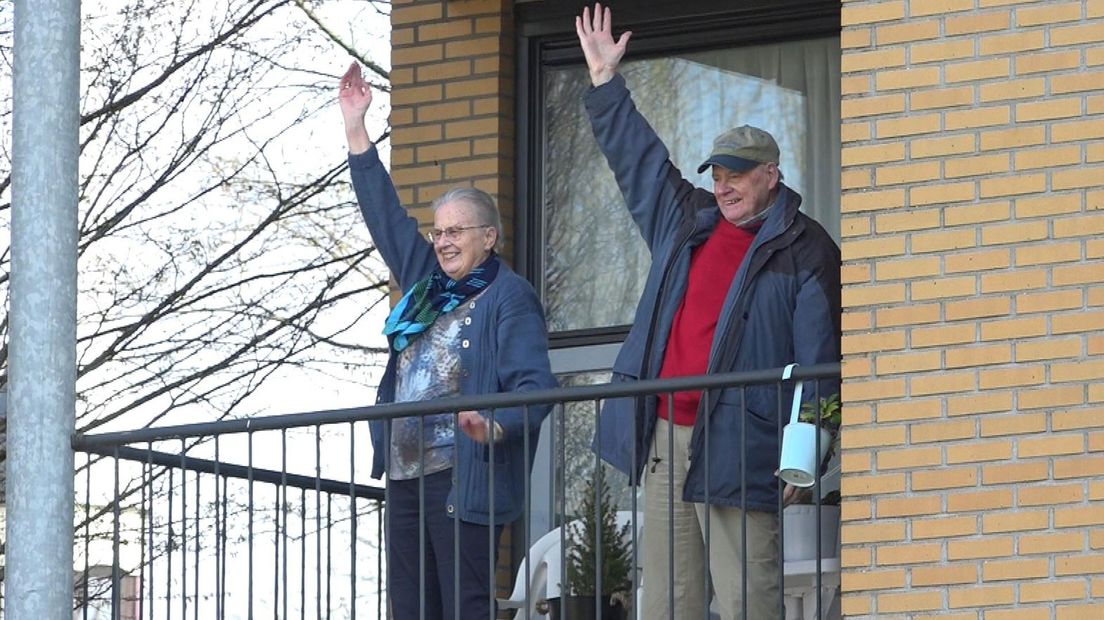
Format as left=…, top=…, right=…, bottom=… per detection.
left=642, top=418, right=780, bottom=620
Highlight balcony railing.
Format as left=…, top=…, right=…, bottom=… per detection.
left=67, top=363, right=840, bottom=620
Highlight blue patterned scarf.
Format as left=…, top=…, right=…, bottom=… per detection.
left=383, top=254, right=500, bottom=352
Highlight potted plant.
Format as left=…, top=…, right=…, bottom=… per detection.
left=784, top=393, right=842, bottom=562
left=552, top=467, right=634, bottom=620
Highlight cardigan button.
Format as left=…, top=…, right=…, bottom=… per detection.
left=464, top=317, right=472, bottom=325
left=461, top=339, right=470, bottom=348
left=446, top=504, right=455, bottom=515
left=468, top=301, right=476, bottom=309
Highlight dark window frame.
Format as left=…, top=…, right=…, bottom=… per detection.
left=514, top=0, right=841, bottom=348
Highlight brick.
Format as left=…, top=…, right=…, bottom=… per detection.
left=843, top=330, right=906, bottom=353
left=877, top=20, right=941, bottom=45
left=841, top=75, right=871, bottom=96
left=840, top=27, right=872, bottom=49
left=912, top=323, right=976, bottom=348
left=875, top=161, right=941, bottom=186
left=877, top=495, right=946, bottom=518
left=1051, top=505, right=1104, bottom=529
left=914, top=228, right=975, bottom=252
left=980, top=77, right=1046, bottom=103
left=982, top=558, right=1050, bottom=581
left=876, top=211, right=941, bottom=234
left=415, top=59, right=472, bottom=82
left=841, top=568, right=906, bottom=591
left=1016, top=97, right=1083, bottom=123
left=911, top=276, right=977, bottom=301
left=1013, top=381, right=1085, bottom=413
left=946, top=344, right=1013, bottom=369
left=949, top=584, right=1015, bottom=607
left=1053, top=360, right=1104, bottom=383
left=1057, top=406, right=1104, bottom=431
left=913, top=515, right=979, bottom=539
left=446, top=0, right=504, bottom=18
left=876, top=114, right=941, bottom=138
left=869, top=253, right=940, bottom=278
left=980, top=269, right=1047, bottom=293
left=948, top=488, right=1016, bottom=514
left=842, top=522, right=907, bottom=544
left=982, top=462, right=1049, bottom=485
left=1018, top=291, right=1084, bottom=316
left=841, top=498, right=872, bottom=521
left=946, top=11, right=1009, bottom=35
left=981, top=220, right=1049, bottom=246
left=1022, top=579, right=1087, bottom=603
left=1054, top=456, right=1104, bottom=479
left=1017, top=193, right=1084, bottom=219
left=1053, top=119, right=1104, bottom=144
left=979, top=412, right=1046, bottom=437
left=392, top=43, right=444, bottom=67
left=946, top=201, right=1011, bottom=227
left=912, top=562, right=978, bottom=587
left=444, top=36, right=504, bottom=58
left=980, top=126, right=1046, bottom=151
left=839, top=594, right=870, bottom=614
left=841, top=188, right=906, bottom=212
left=842, top=48, right=906, bottom=73
left=842, top=473, right=906, bottom=496
left=1052, top=70, right=1104, bottom=95
left=1054, top=311, right=1104, bottom=335
left=1055, top=166, right=1104, bottom=191
left=876, top=303, right=942, bottom=328
left=912, top=371, right=976, bottom=396
left=390, top=162, right=441, bottom=187
left=1016, top=145, right=1082, bottom=172
left=877, top=543, right=942, bottom=566
left=910, top=181, right=975, bottom=206
left=988, top=608, right=1063, bottom=620
left=979, top=365, right=1045, bottom=389
left=948, top=535, right=1014, bottom=560
left=1016, top=50, right=1082, bottom=74
left=842, top=142, right=906, bottom=165
left=946, top=58, right=1011, bottom=84
left=945, top=297, right=1010, bottom=322
left=979, top=173, right=1046, bottom=198
left=842, top=122, right=872, bottom=142
left=912, top=419, right=977, bottom=444
left=843, top=282, right=905, bottom=306
left=1015, top=241, right=1081, bottom=266
left=843, top=377, right=908, bottom=402
left=1052, top=23, right=1104, bottom=47
left=1055, top=554, right=1104, bottom=576
left=842, top=426, right=907, bottom=450
left=1019, top=531, right=1086, bottom=554
left=841, top=1, right=906, bottom=26
left=444, top=118, right=499, bottom=140
left=946, top=106, right=1011, bottom=130
left=1016, top=1, right=1084, bottom=26
left=417, top=20, right=473, bottom=42
left=1056, top=214, right=1104, bottom=239
left=982, top=30, right=1046, bottom=56
left=946, top=153, right=1010, bottom=179
left=392, top=3, right=443, bottom=25
left=979, top=317, right=1046, bottom=341
left=878, top=591, right=943, bottom=613
left=946, top=391, right=1014, bottom=416
left=983, top=509, right=1049, bottom=535
left=913, top=467, right=978, bottom=491
left=876, top=399, right=942, bottom=422
left=876, top=350, right=942, bottom=375
left=912, top=39, right=976, bottom=65
left=948, top=440, right=1013, bottom=464
left=1020, top=434, right=1086, bottom=459
left=877, top=66, right=941, bottom=91
left=843, top=236, right=907, bottom=260
left=842, top=167, right=873, bottom=190
left=946, top=248, right=1011, bottom=273
left=391, top=26, right=415, bottom=46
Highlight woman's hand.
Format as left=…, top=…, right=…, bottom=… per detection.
left=458, top=411, right=504, bottom=444
left=338, top=62, right=373, bottom=154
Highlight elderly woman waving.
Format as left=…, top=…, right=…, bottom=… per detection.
left=338, top=63, right=556, bottom=620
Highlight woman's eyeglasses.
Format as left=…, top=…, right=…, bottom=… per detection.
left=426, top=225, right=491, bottom=243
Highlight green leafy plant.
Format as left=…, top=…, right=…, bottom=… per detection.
left=798, top=392, right=841, bottom=427
left=564, top=468, right=633, bottom=601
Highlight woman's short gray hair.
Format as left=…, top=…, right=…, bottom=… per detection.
left=431, top=187, right=503, bottom=251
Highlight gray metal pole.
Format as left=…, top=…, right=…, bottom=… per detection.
left=8, top=0, right=80, bottom=617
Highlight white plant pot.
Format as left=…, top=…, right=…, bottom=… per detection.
left=783, top=504, right=840, bottom=561
left=778, top=422, right=833, bottom=488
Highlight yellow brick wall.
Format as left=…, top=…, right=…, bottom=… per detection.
left=840, top=0, right=1104, bottom=618
left=391, top=0, right=516, bottom=259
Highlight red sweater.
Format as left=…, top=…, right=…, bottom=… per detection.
left=656, top=219, right=756, bottom=426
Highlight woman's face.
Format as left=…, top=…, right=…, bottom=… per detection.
left=431, top=200, right=497, bottom=280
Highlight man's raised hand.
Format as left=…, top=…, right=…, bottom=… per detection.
left=575, top=2, right=632, bottom=87
left=339, top=62, right=373, bottom=154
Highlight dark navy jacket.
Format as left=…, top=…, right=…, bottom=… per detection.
left=587, top=74, right=841, bottom=513
left=348, top=146, right=557, bottom=526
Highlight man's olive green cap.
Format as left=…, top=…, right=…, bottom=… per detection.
left=696, top=125, right=780, bottom=174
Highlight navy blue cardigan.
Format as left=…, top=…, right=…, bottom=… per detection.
left=348, top=146, right=556, bottom=526
left=587, top=74, right=842, bottom=512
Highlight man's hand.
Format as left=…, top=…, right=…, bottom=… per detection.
left=338, top=62, right=373, bottom=154
left=458, top=411, right=504, bottom=444
left=575, top=2, right=632, bottom=87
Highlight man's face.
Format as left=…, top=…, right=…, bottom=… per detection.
left=432, top=200, right=496, bottom=280
left=712, top=162, right=779, bottom=226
